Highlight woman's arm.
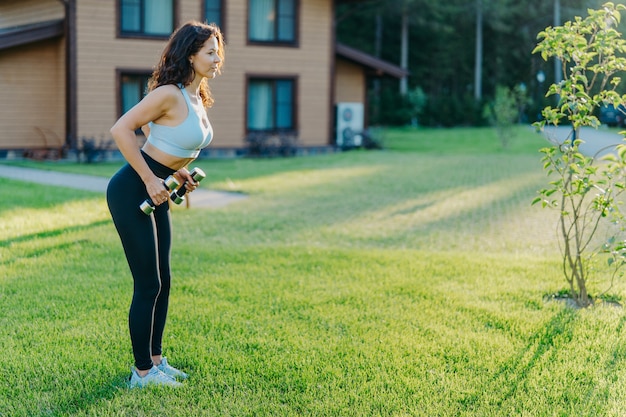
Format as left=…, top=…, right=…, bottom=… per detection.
left=110, top=85, right=179, bottom=205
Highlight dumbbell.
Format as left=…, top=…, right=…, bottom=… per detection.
left=170, top=167, right=206, bottom=205
left=139, top=175, right=180, bottom=215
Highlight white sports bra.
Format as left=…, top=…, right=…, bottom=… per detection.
left=146, top=84, right=212, bottom=158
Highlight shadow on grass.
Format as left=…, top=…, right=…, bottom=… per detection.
left=460, top=308, right=578, bottom=410
left=0, top=239, right=92, bottom=268
left=577, top=314, right=626, bottom=410
left=0, top=220, right=112, bottom=270
left=51, top=372, right=131, bottom=416
left=0, top=182, right=101, bottom=215
left=0, top=219, right=111, bottom=249
left=0, top=219, right=111, bottom=248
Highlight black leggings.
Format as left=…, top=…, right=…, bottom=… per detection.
left=106, top=152, right=175, bottom=371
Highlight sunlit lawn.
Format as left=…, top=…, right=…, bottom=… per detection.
left=3, top=126, right=626, bottom=416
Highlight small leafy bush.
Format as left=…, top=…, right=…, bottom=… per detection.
left=532, top=2, right=626, bottom=307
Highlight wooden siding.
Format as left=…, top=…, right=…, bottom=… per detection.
left=335, top=58, right=365, bottom=104
left=74, top=0, right=333, bottom=148
left=0, top=0, right=64, bottom=29
left=75, top=1, right=165, bottom=145
left=0, top=38, right=65, bottom=149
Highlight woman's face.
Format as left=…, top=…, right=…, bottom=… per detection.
left=190, top=35, right=221, bottom=80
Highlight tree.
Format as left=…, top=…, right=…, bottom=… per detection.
left=335, top=0, right=621, bottom=126
left=483, top=84, right=530, bottom=148
left=474, top=0, right=483, bottom=101
left=532, top=2, right=626, bottom=307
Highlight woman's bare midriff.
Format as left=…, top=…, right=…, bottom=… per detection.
left=142, top=141, right=196, bottom=172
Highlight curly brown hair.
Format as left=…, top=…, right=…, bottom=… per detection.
left=148, top=21, right=225, bottom=108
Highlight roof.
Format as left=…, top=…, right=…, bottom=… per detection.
left=0, top=19, right=65, bottom=51
left=336, top=42, right=408, bottom=79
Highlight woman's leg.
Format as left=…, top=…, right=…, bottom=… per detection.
left=150, top=203, right=172, bottom=360
left=106, top=165, right=163, bottom=371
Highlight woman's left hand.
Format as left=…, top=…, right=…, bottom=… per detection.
left=175, top=168, right=199, bottom=193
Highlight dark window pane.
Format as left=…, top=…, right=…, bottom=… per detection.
left=249, top=0, right=275, bottom=41
left=277, top=0, right=294, bottom=41
left=121, top=77, right=141, bottom=113
left=248, top=78, right=294, bottom=131
left=275, top=80, right=293, bottom=129
left=249, top=0, right=295, bottom=42
left=121, top=73, right=150, bottom=131
left=121, top=0, right=141, bottom=32
left=205, top=0, right=221, bottom=27
left=248, top=80, right=273, bottom=129
left=145, top=0, right=173, bottom=34
left=121, top=0, right=173, bottom=36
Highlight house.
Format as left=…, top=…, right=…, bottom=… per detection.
left=0, top=0, right=407, bottom=158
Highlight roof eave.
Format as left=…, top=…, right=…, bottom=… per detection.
left=336, top=42, right=409, bottom=79
left=0, top=19, right=65, bottom=51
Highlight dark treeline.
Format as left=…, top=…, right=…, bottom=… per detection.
left=336, top=0, right=625, bottom=127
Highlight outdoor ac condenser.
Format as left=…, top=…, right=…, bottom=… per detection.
left=336, top=102, right=364, bottom=148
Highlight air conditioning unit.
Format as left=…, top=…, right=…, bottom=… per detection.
left=336, top=102, right=364, bottom=148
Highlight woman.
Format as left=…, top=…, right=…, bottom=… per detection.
left=107, top=21, right=224, bottom=388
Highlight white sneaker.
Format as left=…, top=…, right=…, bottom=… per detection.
left=129, top=366, right=183, bottom=388
left=157, top=357, right=189, bottom=380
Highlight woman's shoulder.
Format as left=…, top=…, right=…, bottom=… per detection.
left=145, top=84, right=184, bottom=109
left=150, top=84, right=183, bottom=99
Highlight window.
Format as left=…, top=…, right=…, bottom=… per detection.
left=204, top=0, right=223, bottom=28
left=120, top=72, right=151, bottom=133
left=248, top=0, right=297, bottom=44
left=120, top=0, right=174, bottom=38
left=247, top=78, right=295, bottom=131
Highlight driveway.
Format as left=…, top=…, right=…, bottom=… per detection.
left=541, top=125, right=625, bottom=158
left=0, top=164, right=247, bottom=209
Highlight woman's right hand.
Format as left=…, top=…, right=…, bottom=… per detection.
left=144, top=175, right=171, bottom=206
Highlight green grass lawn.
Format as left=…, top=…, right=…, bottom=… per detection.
left=2, top=126, right=626, bottom=416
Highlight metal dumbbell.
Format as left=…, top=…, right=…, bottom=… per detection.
left=139, top=175, right=180, bottom=215
left=170, top=167, right=206, bottom=205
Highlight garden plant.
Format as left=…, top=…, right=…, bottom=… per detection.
left=532, top=2, right=626, bottom=307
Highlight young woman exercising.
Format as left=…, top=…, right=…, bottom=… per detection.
left=106, top=21, right=224, bottom=388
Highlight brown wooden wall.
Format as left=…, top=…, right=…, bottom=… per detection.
left=335, top=58, right=365, bottom=104
left=0, top=0, right=65, bottom=150
left=0, top=0, right=64, bottom=29
left=0, top=39, right=66, bottom=150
